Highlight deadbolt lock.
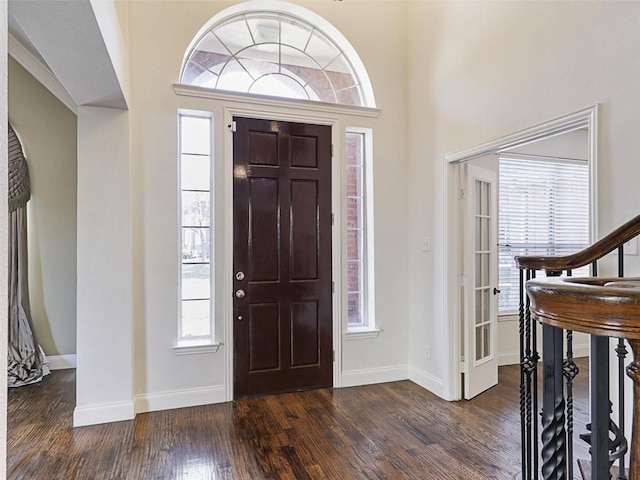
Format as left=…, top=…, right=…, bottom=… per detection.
left=235, top=271, right=245, bottom=281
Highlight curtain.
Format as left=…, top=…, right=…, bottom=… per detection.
left=7, top=124, right=49, bottom=387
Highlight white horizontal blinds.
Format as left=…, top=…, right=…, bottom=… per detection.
left=498, top=156, right=590, bottom=312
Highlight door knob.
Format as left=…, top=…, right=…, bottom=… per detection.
left=493, top=287, right=501, bottom=295
left=235, top=289, right=246, bottom=298
left=235, top=271, right=245, bottom=281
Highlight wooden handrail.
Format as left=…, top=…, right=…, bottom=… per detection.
left=515, top=214, right=640, bottom=271
left=526, top=277, right=640, bottom=339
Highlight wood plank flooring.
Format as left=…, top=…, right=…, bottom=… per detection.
left=7, top=361, right=590, bottom=480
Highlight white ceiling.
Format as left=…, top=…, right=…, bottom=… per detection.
left=8, top=0, right=127, bottom=110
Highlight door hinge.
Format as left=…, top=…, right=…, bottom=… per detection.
left=228, top=121, right=237, bottom=132
left=333, top=350, right=336, bottom=362
left=459, top=275, right=466, bottom=287
left=331, top=144, right=334, bottom=157
left=460, top=360, right=466, bottom=373
left=331, top=213, right=335, bottom=225
left=332, top=281, right=335, bottom=293
left=459, top=188, right=465, bottom=199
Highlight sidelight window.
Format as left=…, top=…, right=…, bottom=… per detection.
left=179, top=114, right=214, bottom=343
left=346, top=129, right=375, bottom=330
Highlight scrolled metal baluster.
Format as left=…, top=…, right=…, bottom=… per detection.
left=616, top=338, right=628, bottom=479
left=519, top=268, right=530, bottom=479
left=563, top=330, right=579, bottom=480
left=531, top=270, right=540, bottom=478
left=525, top=269, right=536, bottom=478
left=617, top=247, right=628, bottom=479
left=542, top=324, right=567, bottom=480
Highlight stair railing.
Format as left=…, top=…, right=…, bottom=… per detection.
left=516, top=213, right=640, bottom=480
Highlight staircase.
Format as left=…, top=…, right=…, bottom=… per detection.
left=516, top=214, right=640, bottom=480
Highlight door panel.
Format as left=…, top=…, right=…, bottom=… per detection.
left=233, top=117, right=332, bottom=398
left=291, top=301, right=320, bottom=366
left=249, top=178, right=279, bottom=281
left=464, top=163, right=499, bottom=399
left=290, top=180, right=319, bottom=280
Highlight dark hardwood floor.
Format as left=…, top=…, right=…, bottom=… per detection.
left=7, top=360, right=590, bottom=480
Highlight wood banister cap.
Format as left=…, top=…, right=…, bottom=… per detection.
left=526, top=276, right=640, bottom=338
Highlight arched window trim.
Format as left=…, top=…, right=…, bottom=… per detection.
left=178, top=0, right=376, bottom=108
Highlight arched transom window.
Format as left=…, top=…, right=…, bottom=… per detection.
left=180, top=8, right=374, bottom=107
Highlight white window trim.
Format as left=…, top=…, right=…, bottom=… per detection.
left=173, top=341, right=221, bottom=355
left=174, top=85, right=380, bottom=119
left=345, top=126, right=377, bottom=337
left=176, top=110, right=218, bottom=352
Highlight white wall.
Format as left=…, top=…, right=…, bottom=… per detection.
left=407, top=1, right=640, bottom=398
left=74, top=106, right=134, bottom=426
left=127, top=0, right=410, bottom=412
left=8, top=56, right=77, bottom=358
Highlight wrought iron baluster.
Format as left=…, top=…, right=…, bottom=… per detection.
left=531, top=269, right=539, bottom=477
left=525, top=269, right=536, bottom=478
left=617, top=245, right=628, bottom=480
left=541, top=324, right=567, bottom=479
left=519, top=268, right=530, bottom=479
left=591, top=335, right=611, bottom=480
left=563, top=330, right=579, bottom=480
left=616, top=338, right=628, bottom=480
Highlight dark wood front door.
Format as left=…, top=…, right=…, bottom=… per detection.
left=233, top=117, right=333, bottom=398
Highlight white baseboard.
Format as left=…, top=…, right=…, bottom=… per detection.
left=498, top=343, right=590, bottom=366
left=574, top=343, right=589, bottom=358
left=498, top=352, right=520, bottom=366
left=73, top=400, right=135, bottom=427
left=339, top=364, right=408, bottom=388
left=47, top=354, right=77, bottom=370
left=409, top=366, right=445, bottom=399
left=135, top=385, right=227, bottom=414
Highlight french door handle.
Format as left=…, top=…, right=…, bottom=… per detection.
left=493, top=287, right=501, bottom=295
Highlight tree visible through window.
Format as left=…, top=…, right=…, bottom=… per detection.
left=498, top=155, right=590, bottom=313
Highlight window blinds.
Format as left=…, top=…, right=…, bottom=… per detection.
left=498, top=155, right=590, bottom=312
